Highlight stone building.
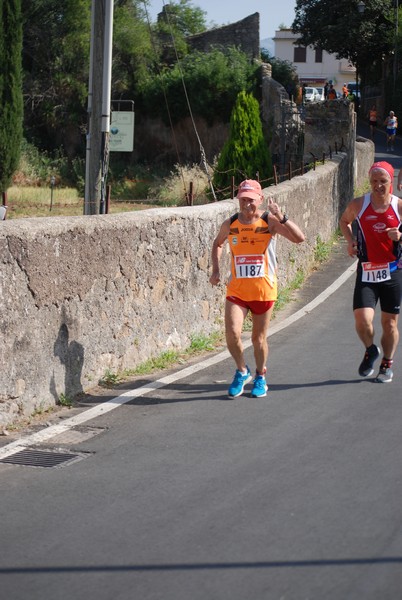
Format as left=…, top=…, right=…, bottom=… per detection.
left=273, top=28, right=356, bottom=97
left=157, top=7, right=261, bottom=60
left=186, top=13, right=260, bottom=60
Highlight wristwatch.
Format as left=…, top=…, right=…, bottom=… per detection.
left=279, top=214, right=289, bottom=224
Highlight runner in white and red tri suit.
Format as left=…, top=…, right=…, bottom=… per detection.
left=384, top=110, right=398, bottom=151
left=209, top=180, right=305, bottom=398
left=340, top=161, right=402, bottom=382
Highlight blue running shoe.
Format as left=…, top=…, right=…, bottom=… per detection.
left=228, top=367, right=252, bottom=397
left=251, top=374, right=268, bottom=398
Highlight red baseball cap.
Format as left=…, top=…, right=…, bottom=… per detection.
left=236, top=180, right=262, bottom=201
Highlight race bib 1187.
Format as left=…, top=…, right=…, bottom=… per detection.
left=235, top=255, right=265, bottom=278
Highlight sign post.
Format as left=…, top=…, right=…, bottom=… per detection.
left=110, top=106, right=135, bottom=152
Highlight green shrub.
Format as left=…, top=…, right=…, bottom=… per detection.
left=213, top=91, right=272, bottom=197
left=138, top=47, right=259, bottom=126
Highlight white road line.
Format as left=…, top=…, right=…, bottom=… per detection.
left=0, top=261, right=357, bottom=459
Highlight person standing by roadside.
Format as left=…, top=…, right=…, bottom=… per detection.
left=368, top=104, right=378, bottom=141
left=340, top=161, right=402, bottom=383
left=328, top=84, right=337, bottom=100
left=209, top=180, right=305, bottom=398
left=384, top=110, right=398, bottom=151
left=302, top=83, right=306, bottom=105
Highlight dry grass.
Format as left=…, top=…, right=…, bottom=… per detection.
left=3, top=186, right=160, bottom=219
left=3, top=162, right=213, bottom=219
left=153, top=163, right=211, bottom=206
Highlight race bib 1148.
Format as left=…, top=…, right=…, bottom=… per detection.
left=361, top=262, right=391, bottom=283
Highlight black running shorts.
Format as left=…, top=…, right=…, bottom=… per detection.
left=353, top=267, right=402, bottom=314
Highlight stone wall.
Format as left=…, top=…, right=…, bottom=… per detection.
left=303, top=100, right=356, bottom=161
left=355, top=136, right=374, bottom=193
left=0, top=139, right=374, bottom=429
left=260, top=64, right=358, bottom=170
left=186, top=13, right=260, bottom=60
left=134, top=116, right=229, bottom=165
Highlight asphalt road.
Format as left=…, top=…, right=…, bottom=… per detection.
left=1, top=122, right=402, bottom=600
left=357, top=116, right=402, bottom=179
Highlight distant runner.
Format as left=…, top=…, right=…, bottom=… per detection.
left=384, top=110, right=398, bottom=152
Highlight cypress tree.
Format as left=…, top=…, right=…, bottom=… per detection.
left=213, top=91, right=272, bottom=198
left=0, top=0, right=23, bottom=193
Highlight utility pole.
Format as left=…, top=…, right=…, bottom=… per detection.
left=84, top=0, right=114, bottom=215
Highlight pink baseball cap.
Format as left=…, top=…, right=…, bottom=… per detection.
left=237, top=179, right=262, bottom=201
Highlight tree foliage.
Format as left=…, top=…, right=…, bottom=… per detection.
left=22, top=0, right=91, bottom=156
left=152, top=1, right=208, bottom=68
left=213, top=91, right=272, bottom=198
left=293, top=0, right=394, bottom=67
left=112, top=1, right=155, bottom=96
left=156, top=0, right=207, bottom=37
left=20, top=0, right=211, bottom=160
left=138, top=47, right=259, bottom=125
left=0, top=0, right=23, bottom=192
left=292, top=0, right=402, bottom=115
left=18, top=0, right=264, bottom=178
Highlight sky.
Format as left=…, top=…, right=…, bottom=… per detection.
left=146, top=0, right=297, bottom=41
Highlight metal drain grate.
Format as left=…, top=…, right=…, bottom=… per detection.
left=0, top=448, right=83, bottom=468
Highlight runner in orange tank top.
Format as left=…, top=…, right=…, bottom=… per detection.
left=368, top=104, right=377, bottom=141
left=209, top=179, right=305, bottom=398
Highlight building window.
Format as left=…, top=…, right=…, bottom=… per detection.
left=294, top=46, right=306, bottom=62
left=315, top=48, right=323, bottom=63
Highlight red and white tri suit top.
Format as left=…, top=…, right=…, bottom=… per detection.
left=226, top=211, right=278, bottom=301
left=355, top=193, right=401, bottom=269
